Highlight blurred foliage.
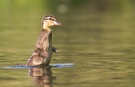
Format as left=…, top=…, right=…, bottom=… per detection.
left=0, top=0, right=135, bottom=14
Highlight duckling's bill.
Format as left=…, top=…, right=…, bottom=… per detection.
left=54, top=20, right=62, bottom=26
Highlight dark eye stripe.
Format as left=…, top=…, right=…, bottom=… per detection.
left=51, top=18, right=55, bottom=21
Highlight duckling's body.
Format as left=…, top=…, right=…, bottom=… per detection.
left=27, top=15, right=61, bottom=66
left=35, top=29, right=52, bottom=66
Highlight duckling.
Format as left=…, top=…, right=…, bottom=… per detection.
left=27, top=14, right=61, bottom=66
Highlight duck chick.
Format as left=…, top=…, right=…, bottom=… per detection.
left=27, top=14, right=61, bottom=66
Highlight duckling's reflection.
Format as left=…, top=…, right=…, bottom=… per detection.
left=29, top=66, right=55, bottom=87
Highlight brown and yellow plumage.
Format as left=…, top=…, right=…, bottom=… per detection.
left=27, top=14, right=61, bottom=66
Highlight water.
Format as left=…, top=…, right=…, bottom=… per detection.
left=0, top=8, right=135, bottom=87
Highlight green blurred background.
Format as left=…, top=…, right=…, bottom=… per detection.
left=0, top=0, right=135, bottom=87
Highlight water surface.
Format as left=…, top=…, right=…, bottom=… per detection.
left=0, top=8, right=135, bottom=87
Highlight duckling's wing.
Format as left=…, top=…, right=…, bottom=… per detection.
left=26, top=48, right=49, bottom=66
left=26, top=53, right=43, bottom=66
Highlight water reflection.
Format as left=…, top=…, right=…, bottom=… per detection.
left=29, top=66, right=55, bottom=87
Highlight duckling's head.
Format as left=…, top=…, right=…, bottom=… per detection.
left=42, top=14, right=61, bottom=29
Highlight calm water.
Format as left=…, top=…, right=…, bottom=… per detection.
left=0, top=11, right=135, bottom=87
